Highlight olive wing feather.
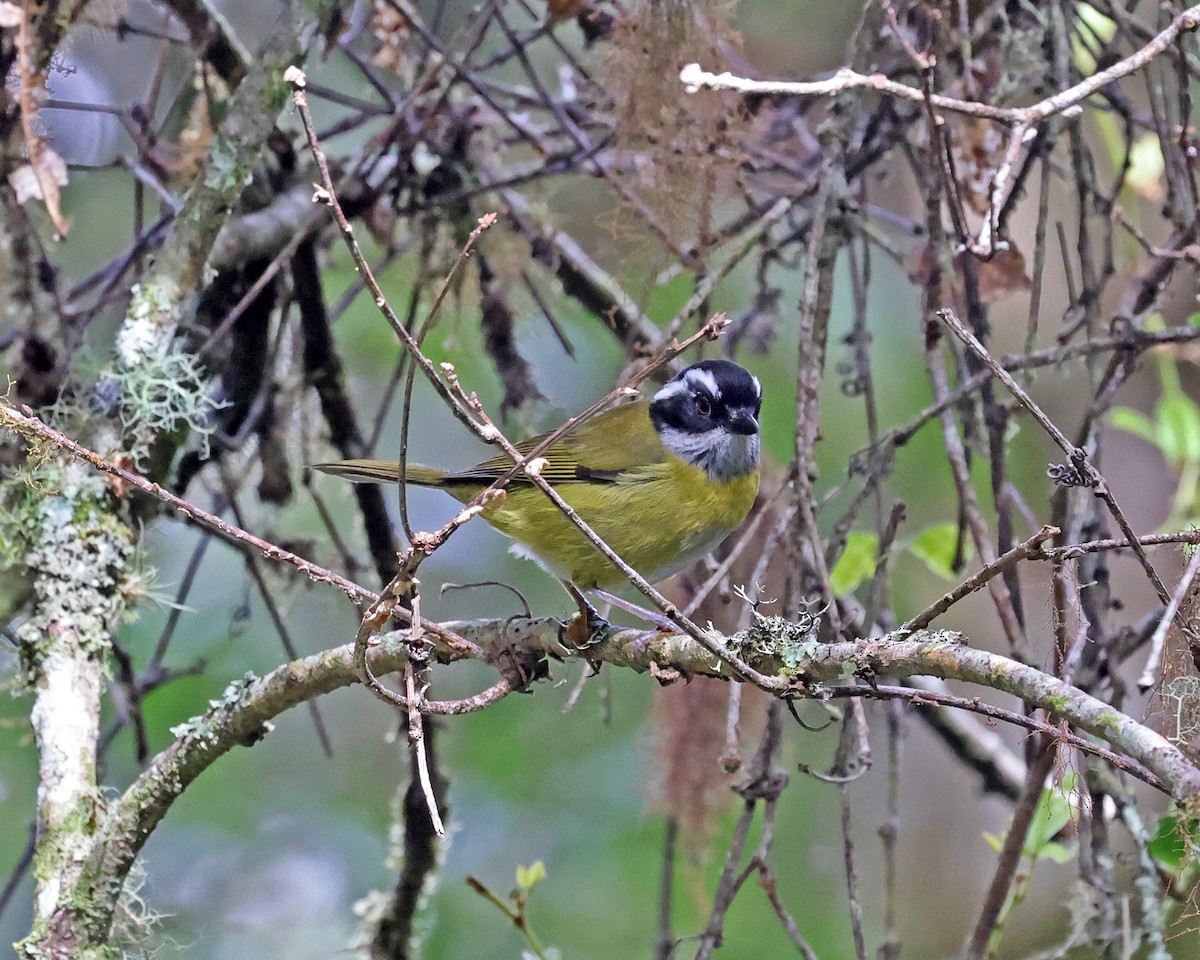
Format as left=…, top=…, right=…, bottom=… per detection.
left=446, top=401, right=664, bottom=485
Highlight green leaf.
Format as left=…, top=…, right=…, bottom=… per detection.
left=1077, top=3, right=1117, bottom=41
left=1023, top=774, right=1077, bottom=858
left=1148, top=815, right=1198, bottom=871
left=987, top=776, right=1079, bottom=861
left=831, top=532, right=879, bottom=595
left=908, top=523, right=968, bottom=581
left=1109, top=407, right=1159, bottom=446
left=1072, top=4, right=1116, bottom=74
left=1036, top=841, right=1076, bottom=864
left=1126, top=133, right=1166, bottom=199
left=1156, top=394, right=1200, bottom=466
left=516, top=860, right=546, bottom=891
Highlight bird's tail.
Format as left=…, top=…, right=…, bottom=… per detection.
left=312, top=460, right=449, bottom=486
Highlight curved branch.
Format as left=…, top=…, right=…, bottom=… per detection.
left=94, top=617, right=1200, bottom=927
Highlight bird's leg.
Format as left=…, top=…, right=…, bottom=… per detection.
left=588, top=588, right=679, bottom=633
left=560, top=580, right=609, bottom=650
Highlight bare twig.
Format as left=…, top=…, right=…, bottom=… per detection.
left=655, top=818, right=679, bottom=960
left=1137, top=542, right=1200, bottom=691
left=680, top=6, right=1200, bottom=126
left=0, top=401, right=378, bottom=605
left=963, top=745, right=1058, bottom=960
left=903, top=525, right=1060, bottom=632
left=404, top=656, right=445, bottom=837
left=936, top=308, right=1173, bottom=611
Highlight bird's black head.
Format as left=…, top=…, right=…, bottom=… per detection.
left=649, top=360, right=762, bottom=480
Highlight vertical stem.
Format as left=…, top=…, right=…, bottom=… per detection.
left=963, top=744, right=1058, bottom=960
left=839, top=783, right=867, bottom=960
left=655, top=818, right=679, bottom=960
left=25, top=636, right=104, bottom=940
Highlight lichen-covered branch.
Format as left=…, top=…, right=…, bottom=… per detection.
left=12, top=463, right=135, bottom=960
left=5, top=5, right=337, bottom=958
left=118, top=2, right=324, bottom=362
left=86, top=613, right=1199, bottom=932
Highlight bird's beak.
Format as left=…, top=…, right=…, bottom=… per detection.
left=727, top=410, right=759, bottom=435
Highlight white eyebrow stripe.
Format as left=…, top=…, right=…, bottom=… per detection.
left=653, top=379, right=690, bottom=403
left=752, top=375, right=762, bottom=399
left=685, top=368, right=720, bottom=398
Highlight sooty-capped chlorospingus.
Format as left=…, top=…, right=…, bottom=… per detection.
left=315, top=359, right=762, bottom=590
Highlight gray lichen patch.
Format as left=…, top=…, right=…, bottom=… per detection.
left=6, top=462, right=135, bottom=682
left=725, top=601, right=821, bottom=674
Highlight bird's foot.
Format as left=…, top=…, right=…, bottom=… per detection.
left=561, top=580, right=610, bottom=650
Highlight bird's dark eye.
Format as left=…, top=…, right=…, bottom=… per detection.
left=695, top=396, right=711, bottom=417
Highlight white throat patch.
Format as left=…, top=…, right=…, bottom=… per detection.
left=658, top=426, right=760, bottom=482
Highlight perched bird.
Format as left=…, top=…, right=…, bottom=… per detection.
left=315, top=359, right=762, bottom=590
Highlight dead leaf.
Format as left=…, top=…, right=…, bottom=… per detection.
left=13, top=11, right=69, bottom=236
left=547, top=0, right=588, bottom=23
left=964, top=247, right=1032, bottom=304
left=8, top=164, right=40, bottom=204
left=9, top=146, right=69, bottom=235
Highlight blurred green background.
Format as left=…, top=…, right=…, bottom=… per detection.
left=3, top=1, right=1196, bottom=958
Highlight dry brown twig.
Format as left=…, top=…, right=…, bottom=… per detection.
left=681, top=3, right=1200, bottom=254
left=285, top=65, right=787, bottom=697
left=935, top=308, right=1175, bottom=612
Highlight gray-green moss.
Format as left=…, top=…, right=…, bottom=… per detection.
left=725, top=603, right=821, bottom=675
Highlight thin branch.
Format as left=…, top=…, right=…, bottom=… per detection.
left=655, top=818, right=679, bottom=960
left=963, top=745, right=1058, bottom=960
left=404, top=658, right=445, bottom=838
left=936, top=308, right=1173, bottom=610
left=680, top=5, right=1200, bottom=126
left=903, top=525, right=1060, bottom=632
left=1138, top=541, right=1200, bottom=691
left=0, top=401, right=378, bottom=605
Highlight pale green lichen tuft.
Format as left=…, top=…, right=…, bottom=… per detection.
left=102, top=280, right=222, bottom=468
left=169, top=672, right=263, bottom=740
left=726, top=600, right=821, bottom=675
left=110, top=858, right=182, bottom=960
left=110, top=349, right=219, bottom=470
left=212, top=671, right=259, bottom=708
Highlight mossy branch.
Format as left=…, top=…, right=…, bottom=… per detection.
left=6, top=5, right=336, bottom=957
left=87, top=615, right=1200, bottom=934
